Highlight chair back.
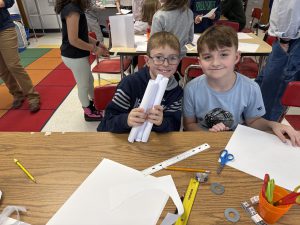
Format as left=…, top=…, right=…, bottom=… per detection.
left=215, top=20, right=240, bottom=32
left=281, top=82, right=300, bottom=108
left=94, top=85, right=117, bottom=110
left=251, top=8, right=262, bottom=20
left=181, top=57, right=203, bottom=86
left=138, top=55, right=146, bottom=70
left=263, top=33, right=277, bottom=46
left=278, top=81, right=300, bottom=123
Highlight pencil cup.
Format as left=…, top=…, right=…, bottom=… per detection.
left=258, top=185, right=292, bottom=224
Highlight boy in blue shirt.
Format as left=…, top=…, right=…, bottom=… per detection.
left=98, top=31, right=183, bottom=133
left=183, top=25, right=300, bottom=146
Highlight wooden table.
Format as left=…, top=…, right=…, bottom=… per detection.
left=110, top=33, right=272, bottom=77
left=0, top=132, right=298, bottom=225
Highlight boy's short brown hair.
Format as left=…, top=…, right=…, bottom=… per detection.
left=197, top=25, right=238, bottom=54
left=147, top=31, right=180, bottom=56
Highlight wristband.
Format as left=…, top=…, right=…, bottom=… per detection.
left=279, top=38, right=290, bottom=44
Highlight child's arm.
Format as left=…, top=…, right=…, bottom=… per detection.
left=115, top=0, right=121, bottom=14
left=246, top=117, right=300, bottom=146
left=183, top=116, right=201, bottom=131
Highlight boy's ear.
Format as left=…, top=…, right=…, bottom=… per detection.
left=144, top=55, right=150, bottom=67
left=198, top=57, right=203, bottom=68
left=235, top=51, right=241, bottom=65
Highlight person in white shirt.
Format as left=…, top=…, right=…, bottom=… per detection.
left=255, top=0, right=300, bottom=121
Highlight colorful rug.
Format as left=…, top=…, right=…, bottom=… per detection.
left=0, top=48, right=76, bottom=131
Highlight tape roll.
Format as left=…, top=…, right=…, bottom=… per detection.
left=210, top=182, right=225, bottom=195
left=224, top=208, right=240, bottom=222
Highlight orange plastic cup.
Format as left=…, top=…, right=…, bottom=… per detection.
left=258, top=185, right=292, bottom=224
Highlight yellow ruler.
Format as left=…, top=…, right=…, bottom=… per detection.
left=175, top=177, right=200, bottom=225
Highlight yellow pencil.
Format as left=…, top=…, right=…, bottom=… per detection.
left=14, top=159, right=36, bottom=183
left=165, top=166, right=210, bottom=173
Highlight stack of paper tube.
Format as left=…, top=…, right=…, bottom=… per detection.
left=128, top=74, right=169, bottom=143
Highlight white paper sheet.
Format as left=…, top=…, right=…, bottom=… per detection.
left=120, top=9, right=131, bottom=14
left=225, top=125, right=300, bottom=191
left=202, top=7, right=217, bottom=18
left=135, top=35, right=148, bottom=51
left=1, top=217, right=30, bottom=225
left=238, top=42, right=259, bottom=52
left=193, top=34, right=201, bottom=45
left=237, top=32, right=253, bottom=39
left=109, top=14, right=135, bottom=48
left=46, top=159, right=183, bottom=225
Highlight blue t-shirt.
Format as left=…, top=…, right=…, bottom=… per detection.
left=183, top=73, right=266, bottom=130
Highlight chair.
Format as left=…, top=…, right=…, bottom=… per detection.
left=91, top=19, right=132, bottom=85
left=215, top=20, right=240, bottom=32
left=236, top=30, right=276, bottom=79
left=94, top=85, right=117, bottom=110
left=180, top=57, right=203, bottom=86
left=278, top=81, right=300, bottom=130
left=242, top=8, right=263, bottom=35
left=137, top=55, right=146, bottom=70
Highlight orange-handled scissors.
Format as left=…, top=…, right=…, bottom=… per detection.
left=274, top=185, right=300, bottom=206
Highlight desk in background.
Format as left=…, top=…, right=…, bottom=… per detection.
left=0, top=131, right=298, bottom=225
left=110, top=33, right=272, bottom=77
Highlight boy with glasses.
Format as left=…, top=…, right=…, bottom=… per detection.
left=98, top=31, right=183, bottom=133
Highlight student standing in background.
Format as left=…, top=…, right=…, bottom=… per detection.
left=255, top=0, right=300, bottom=121
left=55, top=0, right=109, bottom=121
left=190, top=0, right=221, bottom=33
left=132, top=0, right=144, bottom=21
left=151, top=0, right=194, bottom=58
left=221, top=0, right=246, bottom=31
left=0, top=0, right=40, bottom=112
left=134, top=0, right=160, bottom=35
left=85, top=0, right=105, bottom=43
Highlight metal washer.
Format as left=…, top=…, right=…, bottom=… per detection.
left=224, top=208, right=240, bottom=223
left=210, top=182, right=225, bottom=195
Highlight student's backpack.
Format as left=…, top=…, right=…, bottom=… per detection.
left=13, top=21, right=28, bottom=52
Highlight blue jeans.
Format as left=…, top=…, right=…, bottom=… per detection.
left=255, top=38, right=300, bottom=121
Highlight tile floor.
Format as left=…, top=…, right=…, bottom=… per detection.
left=27, top=32, right=297, bottom=132
left=27, top=33, right=121, bottom=132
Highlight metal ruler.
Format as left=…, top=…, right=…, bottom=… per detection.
left=175, top=177, right=200, bottom=225
left=142, top=143, right=210, bottom=175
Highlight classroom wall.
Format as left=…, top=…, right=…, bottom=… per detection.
left=22, top=0, right=59, bottom=29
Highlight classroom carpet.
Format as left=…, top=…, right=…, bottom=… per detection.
left=0, top=48, right=76, bottom=132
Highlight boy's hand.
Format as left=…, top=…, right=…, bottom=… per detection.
left=270, top=123, right=300, bottom=147
left=147, top=105, right=163, bottom=126
left=209, top=13, right=216, bottom=20
left=0, top=0, right=5, bottom=8
left=195, top=15, right=203, bottom=24
left=209, top=122, right=230, bottom=132
left=127, top=108, right=146, bottom=127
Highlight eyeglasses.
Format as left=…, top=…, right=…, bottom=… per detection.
left=148, top=55, right=180, bottom=65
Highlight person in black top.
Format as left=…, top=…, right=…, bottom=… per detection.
left=55, top=0, right=109, bottom=121
left=221, top=0, right=246, bottom=31
left=98, top=31, right=183, bottom=133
